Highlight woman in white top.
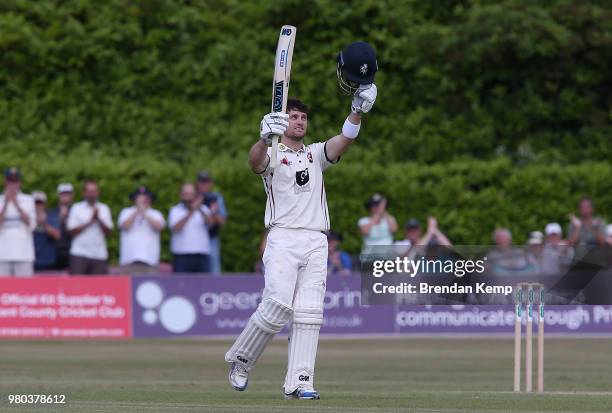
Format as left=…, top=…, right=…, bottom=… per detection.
left=358, top=193, right=398, bottom=254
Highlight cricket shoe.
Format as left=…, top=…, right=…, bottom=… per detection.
left=284, top=388, right=320, bottom=400
left=228, top=362, right=249, bottom=391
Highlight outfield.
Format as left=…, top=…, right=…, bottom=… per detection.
left=1, top=338, right=611, bottom=412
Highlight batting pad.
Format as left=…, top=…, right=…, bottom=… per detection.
left=284, top=322, right=321, bottom=393
left=225, top=298, right=292, bottom=368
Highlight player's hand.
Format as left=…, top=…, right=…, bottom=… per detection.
left=260, top=112, right=289, bottom=145
left=351, top=83, right=377, bottom=114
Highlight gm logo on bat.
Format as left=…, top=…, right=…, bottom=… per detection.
left=282, top=27, right=292, bottom=35
left=273, top=81, right=284, bottom=112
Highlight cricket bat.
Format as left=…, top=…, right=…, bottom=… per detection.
left=270, top=25, right=296, bottom=171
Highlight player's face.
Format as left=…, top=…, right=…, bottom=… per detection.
left=285, top=110, right=308, bottom=140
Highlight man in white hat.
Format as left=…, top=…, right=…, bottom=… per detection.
left=540, top=222, right=573, bottom=275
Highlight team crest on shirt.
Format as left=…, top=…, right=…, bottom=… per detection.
left=281, top=157, right=291, bottom=166
left=294, top=168, right=311, bottom=193
left=307, top=152, right=313, bottom=163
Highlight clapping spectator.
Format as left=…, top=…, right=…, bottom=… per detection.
left=395, top=217, right=452, bottom=259
left=0, top=168, right=36, bottom=276
left=358, top=194, right=397, bottom=254
left=197, top=171, right=227, bottom=274
left=568, top=197, right=606, bottom=246
left=169, top=183, right=212, bottom=273
left=326, top=231, right=352, bottom=276
left=67, top=180, right=113, bottom=275
left=32, top=191, right=61, bottom=271
left=49, top=183, right=74, bottom=270
left=118, top=186, right=165, bottom=273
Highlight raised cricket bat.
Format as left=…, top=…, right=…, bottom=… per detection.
left=270, top=25, right=296, bottom=171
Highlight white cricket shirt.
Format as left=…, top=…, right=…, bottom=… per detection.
left=118, top=206, right=166, bottom=266
left=67, top=201, right=114, bottom=260
left=0, top=193, right=36, bottom=261
left=168, top=203, right=212, bottom=254
left=259, top=141, right=337, bottom=231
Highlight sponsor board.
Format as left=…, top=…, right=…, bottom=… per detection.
left=131, top=275, right=612, bottom=337
left=0, top=276, right=132, bottom=338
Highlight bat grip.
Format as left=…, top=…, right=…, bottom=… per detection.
left=270, top=135, right=279, bottom=170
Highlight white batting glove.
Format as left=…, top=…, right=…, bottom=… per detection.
left=351, top=83, right=378, bottom=114
left=260, top=112, right=289, bottom=145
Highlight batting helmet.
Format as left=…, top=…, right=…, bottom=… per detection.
left=337, top=41, right=378, bottom=95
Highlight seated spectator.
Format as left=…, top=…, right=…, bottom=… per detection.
left=394, top=218, right=421, bottom=256
left=67, top=180, right=113, bottom=275
left=326, top=231, right=352, bottom=276
left=540, top=222, right=573, bottom=275
left=49, top=183, right=75, bottom=270
left=526, top=230, right=544, bottom=272
left=568, top=197, right=606, bottom=246
left=118, top=186, right=165, bottom=273
left=197, top=171, right=228, bottom=274
left=0, top=167, right=36, bottom=276
left=169, top=183, right=212, bottom=273
left=358, top=193, right=397, bottom=255
left=32, top=191, right=61, bottom=271
left=486, top=228, right=537, bottom=276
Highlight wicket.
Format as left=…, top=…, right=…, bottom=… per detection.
left=513, top=282, right=545, bottom=393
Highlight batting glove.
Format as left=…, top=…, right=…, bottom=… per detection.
left=260, top=112, right=289, bottom=145
left=351, top=83, right=377, bottom=114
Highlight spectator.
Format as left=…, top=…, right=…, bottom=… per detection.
left=32, top=191, right=61, bottom=271
left=118, top=186, right=165, bottom=273
left=169, top=183, right=212, bottom=273
left=0, top=167, right=36, bottom=276
left=66, top=180, right=113, bottom=275
left=606, top=224, right=612, bottom=246
left=326, top=231, right=352, bottom=276
left=486, top=228, right=537, bottom=276
left=49, top=183, right=74, bottom=270
left=568, top=197, right=606, bottom=246
left=526, top=230, right=544, bottom=272
left=395, top=217, right=452, bottom=257
left=197, top=171, right=227, bottom=274
left=540, top=222, right=573, bottom=275
left=358, top=193, right=397, bottom=254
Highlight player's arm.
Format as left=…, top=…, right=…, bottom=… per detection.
left=325, top=84, right=377, bottom=162
left=249, top=113, right=289, bottom=174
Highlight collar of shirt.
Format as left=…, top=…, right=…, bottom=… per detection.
left=278, top=142, right=306, bottom=153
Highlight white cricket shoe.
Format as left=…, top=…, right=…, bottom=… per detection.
left=228, top=362, right=249, bottom=391
left=284, top=388, right=320, bottom=400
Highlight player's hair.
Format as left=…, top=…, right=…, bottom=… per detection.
left=286, top=98, right=308, bottom=114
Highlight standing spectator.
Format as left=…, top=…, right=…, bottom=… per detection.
left=49, top=183, right=75, bottom=270
left=0, top=168, right=36, bottom=276
left=197, top=171, right=227, bottom=274
left=568, top=197, right=606, bottom=246
left=32, top=191, right=61, bottom=271
left=358, top=193, right=397, bottom=254
left=326, top=231, right=352, bottom=276
left=118, top=186, right=165, bottom=273
left=169, top=183, right=212, bottom=273
left=395, top=217, right=452, bottom=258
left=66, top=180, right=113, bottom=275
left=540, top=223, right=573, bottom=275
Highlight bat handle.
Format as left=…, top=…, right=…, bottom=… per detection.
left=270, top=135, right=279, bottom=171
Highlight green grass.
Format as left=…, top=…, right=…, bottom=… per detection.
left=0, top=337, right=611, bottom=412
